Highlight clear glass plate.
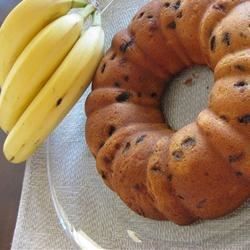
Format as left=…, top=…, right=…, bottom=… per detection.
left=47, top=0, right=250, bottom=249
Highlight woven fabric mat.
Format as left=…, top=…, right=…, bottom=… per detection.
left=11, top=145, right=77, bottom=249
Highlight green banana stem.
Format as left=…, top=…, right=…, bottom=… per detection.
left=72, top=0, right=88, bottom=8
left=92, top=11, right=102, bottom=26
left=78, top=4, right=96, bottom=20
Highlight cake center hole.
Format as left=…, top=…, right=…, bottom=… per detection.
left=162, top=65, right=213, bottom=130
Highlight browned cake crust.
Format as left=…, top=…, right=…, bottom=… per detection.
left=85, top=0, right=250, bottom=225
left=111, top=129, right=172, bottom=220
left=96, top=123, right=167, bottom=190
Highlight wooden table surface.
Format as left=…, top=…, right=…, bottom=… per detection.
left=0, top=1, right=25, bottom=250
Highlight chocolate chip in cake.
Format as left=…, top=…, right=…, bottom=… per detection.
left=138, top=12, right=145, bottom=19
left=123, top=142, right=131, bottom=153
left=235, top=171, right=243, bottom=177
left=151, top=164, right=161, bottom=172
left=238, top=114, right=250, bottom=124
left=133, top=184, right=142, bottom=190
left=181, top=137, right=196, bottom=149
left=234, top=64, right=246, bottom=72
left=173, top=0, right=181, bottom=10
left=137, top=207, right=145, bottom=217
left=56, top=98, right=63, bottom=107
left=167, top=21, right=176, bottom=29
left=213, top=4, right=225, bottom=12
left=177, top=11, right=183, bottom=18
left=135, top=134, right=147, bottom=144
left=234, top=81, right=248, bottom=92
left=110, top=53, right=116, bottom=60
left=167, top=174, right=173, bottom=181
left=120, top=39, right=134, bottom=53
left=177, top=195, right=184, bottom=200
left=116, top=91, right=131, bottom=102
left=150, top=92, right=158, bottom=98
left=210, top=36, right=216, bottom=51
left=220, top=115, right=229, bottom=122
left=103, top=156, right=112, bottom=164
left=234, top=81, right=248, bottom=88
left=100, top=170, right=107, bottom=180
left=124, top=75, right=129, bottom=82
left=239, top=32, right=247, bottom=39
left=229, top=152, right=244, bottom=163
left=99, top=142, right=105, bottom=149
left=101, top=63, right=106, bottom=73
left=196, top=199, right=207, bottom=209
left=164, top=2, right=170, bottom=8
left=108, top=125, right=116, bottom=136
left=114, top=82, right=121, bottom=88
left=222, top=32, right=231, bottom=46
left=172, top=150, right=184, bottom=161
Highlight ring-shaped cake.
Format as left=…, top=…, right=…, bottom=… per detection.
left=85, top=0, right=250, bottom=225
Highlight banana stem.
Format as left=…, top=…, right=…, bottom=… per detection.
left=78, top=4, right=96, bottom=20
left=72, top=0, right=88, bottom=8
left=92, top=11, right=102, bottom=26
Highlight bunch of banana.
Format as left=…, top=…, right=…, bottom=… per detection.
left=0, top=0, right=88, bottom=86
left=0, top=1, right=105, bottom=163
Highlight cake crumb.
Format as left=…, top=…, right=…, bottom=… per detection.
left=184, top=78, right=193, bottom=86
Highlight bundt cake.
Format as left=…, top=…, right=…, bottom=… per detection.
left=85, top=0, right=250, bottom=225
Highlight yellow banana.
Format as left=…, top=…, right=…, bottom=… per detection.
left=4, top=12, right=104, bottom=163
left=0, top=5, right=95, bottom=133
left=0, top=0, right=87, bottom=86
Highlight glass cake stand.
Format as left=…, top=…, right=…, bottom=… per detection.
left=47, top=0, right=250, bottom=249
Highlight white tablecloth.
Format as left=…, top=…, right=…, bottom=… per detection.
left=11, top=145, right=77, bottom=249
